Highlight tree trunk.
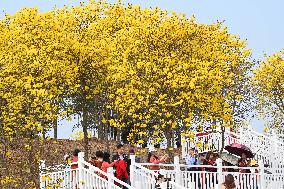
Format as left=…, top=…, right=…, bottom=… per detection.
left=53, top=118, right=58, bottom=139
left=165, top=129, right=174, bottom=162
left=98, top=124, right=103, bottom=140
left=220, top=125, right=225, bottom=154
left=116, top=128, right=121, bottom=142
left=82, top=107, right=89, bottom=160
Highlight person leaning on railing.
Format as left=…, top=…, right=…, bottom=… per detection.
left=147, top=148, right=168, bottom=171
left=237, top=153, right=250, bottom=173
left=184, top=148, right=201, bottom=188
left=184, top=148, right=199, bottom=171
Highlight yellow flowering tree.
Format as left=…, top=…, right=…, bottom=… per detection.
left=0, top=6, right=80, bottom=187
left=0, top=1, right=254, bottom=186
left=106, top=4, right=252, bottom=147
left=253, top=49, right=284, bottom=130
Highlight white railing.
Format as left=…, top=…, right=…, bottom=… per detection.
left=40, top=152, right=134, bottom=189
left=130, top=155, right=186, bottom=189
left=130, top=163, right=157, bottom=189
left=169, top=181, right=187, bottom=189
left=181, top=126, right=284, bottom=171
left=240, top=126, right=284, bottom=171
left=135, top=156, right=284, bottom=189
left=40, top=169, right=79, bottom=189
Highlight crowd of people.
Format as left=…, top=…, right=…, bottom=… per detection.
left=64, top=144, right=132, bottom=189
left=184, top=147, right=258, bottom=172
left=184, top=147, right=259, bottom=189
left=62, top=145, right=258, bottom=189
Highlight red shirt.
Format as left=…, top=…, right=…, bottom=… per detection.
left=71, top=156, right=78, bottom=169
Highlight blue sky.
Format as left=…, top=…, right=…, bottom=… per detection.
left=1, top=0, right=283, bottom=138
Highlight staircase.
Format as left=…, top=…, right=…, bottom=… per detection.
left=181, top=125, right=284, bottom=171
left=40, top=152, right=133, bottom=189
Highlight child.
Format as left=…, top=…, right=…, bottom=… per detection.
left=155, top=174, right=168, bottom=189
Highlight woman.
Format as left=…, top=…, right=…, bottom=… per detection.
left=71, top=149, right=81, bottom=169
left=71, top=149, right=80, bottom=189
left=91, top=151, right=104, bottom=170
left=221, top=174, right=236, bottom=189
left=238, top=153, right=250, bottom=173
left=101, top=152, right=116, bottom=173
left=203, top=151, right=217, bottom=172
left=238, top=153, right=250, bottom=189
left=147, top=151, right=168, bottom=171
left=204, top=151, right=217, bottom=188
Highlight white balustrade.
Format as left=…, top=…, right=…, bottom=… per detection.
left=135, top=157, right=284, bottom=189
left=182, top=126, right=284, bottom=171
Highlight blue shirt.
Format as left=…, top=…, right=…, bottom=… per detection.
left=185, top=155, right=199, bottom=168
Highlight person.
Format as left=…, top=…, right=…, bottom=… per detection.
left=203, top=151, right=217, bottom=172
left=238, top=153, right=250, bottom=173
left=100, top=152, right=116, bottom=178
left=185, top=148, right=199, bottom=171
left=147, top=149, right=168, bottom=171
left=71, top=149, right=80, bottom=189
left=92, top=151, right=104, bottom=169
left=89, top=155, right=96, bottom=166
left=203, top=151, right=217, bottom=189
left=199, top=153, right=206, bottom=166
left=221, top=174, right=236, bottom=189
left=112, top=144, right=129, bottom=189
left=71, top=149, right=81, bottom=169
left=64, top=154, right=71, bottom=166
left=185, top=148, right=201, bottom=188
left=155, top=174, right=168, bottom=189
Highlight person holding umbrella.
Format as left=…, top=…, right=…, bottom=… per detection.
left=224, top=143, right=254, bottom=173
left=225, top=143, right=253, bottom=189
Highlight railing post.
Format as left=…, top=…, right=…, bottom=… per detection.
left=130, top=155, right=136, bottom=187
left=174, top=156, right=181, bottom=185
left=107, top=167, right=114, bottom=189
left=78, top=152, right=85, bottom=189
left=216, top=126, right=222, bottom=151
left=216, top=158, right=223, bottom=189
left=259, top=162, right=265, bottom=189
left=181, top=135, right=186, bottom=158
left=39, top=160, right=45, bottom=189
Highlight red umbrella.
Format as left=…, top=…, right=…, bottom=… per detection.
left=224, top=143, right=254, bottom=158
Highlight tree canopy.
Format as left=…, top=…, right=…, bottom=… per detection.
left=253, top=49, right=284, bottom=130
left=0, top=1, right=254, bottom=187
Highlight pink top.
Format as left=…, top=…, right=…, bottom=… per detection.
left=149, top=156, right=164, bottom=170
left=101, top=162, right=115, bottom=173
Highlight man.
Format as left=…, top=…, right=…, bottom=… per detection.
left=185, top=148, right=199, bottom=170
left=112, top=144, right=129, bottom=189
left=184, top=148, right=201, bottom=188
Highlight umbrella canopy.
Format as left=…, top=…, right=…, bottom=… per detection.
left=220, top=151, right=239, bottom=165
left=225, top=143, right=254, bottom=158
